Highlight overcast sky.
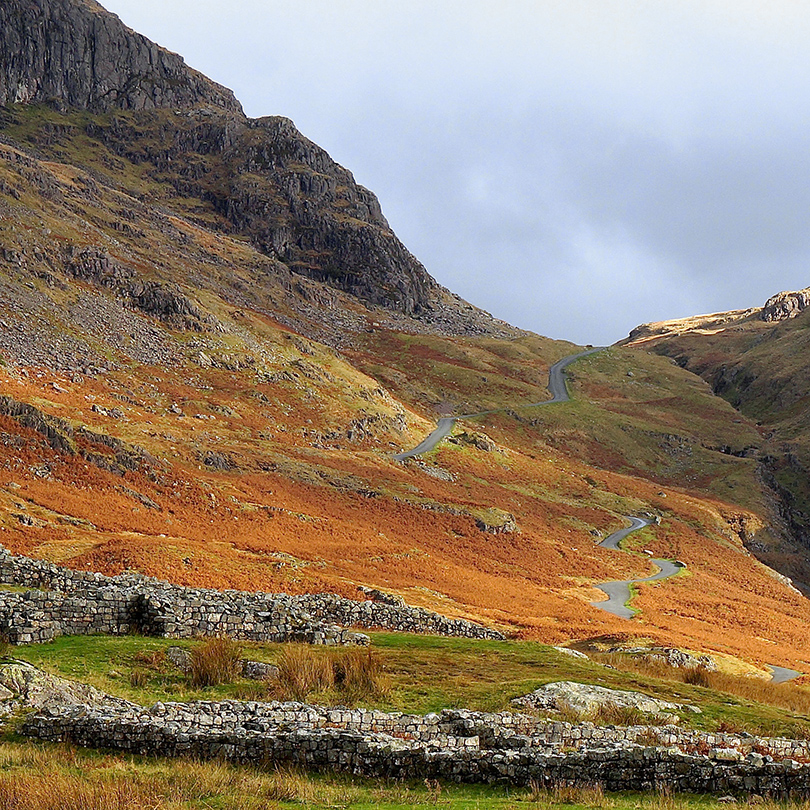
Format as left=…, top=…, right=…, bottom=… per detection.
left=103, top=0, right=810, bottom=345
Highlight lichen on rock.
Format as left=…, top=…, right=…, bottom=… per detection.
left=512, top=681, right=700, bottom=717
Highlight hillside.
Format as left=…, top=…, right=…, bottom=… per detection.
left=0, top=0, right=808, bottom=693
left=625, top=288, right=810, bottom=589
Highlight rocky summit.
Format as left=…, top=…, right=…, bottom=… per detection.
left=0, top=0, right=242, bottom=113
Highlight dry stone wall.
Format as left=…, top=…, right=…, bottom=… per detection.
left=23, top=701, right=810, bottom=797
left=0, top=545, right=503, bottom=645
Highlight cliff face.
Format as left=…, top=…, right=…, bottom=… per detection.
left=0, top=0, right=241, bottom=114
left=84, top=110, right=441, bottom=316
left=0, top=0, right=461, bottom=321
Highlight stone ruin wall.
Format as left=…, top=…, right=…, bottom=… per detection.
left=0, top=545, right=504, bottom=645
left=23, top=702, right=810, bottom=798
left=6, top=545, right=810, bottom=796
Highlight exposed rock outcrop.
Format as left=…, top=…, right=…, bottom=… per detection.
left=0, top=0, right=242, bottom=113
left=455, top=431, right=498, bottom=452
left=64, top=246, right=221, bottom=332
left=615, top=647, right=718, bottom=672
left=87, top=110, right=445, bottom=318
left=474, top=511, right=519, bottom=535
left=512, top=681, right=699, bottom=717
left=0, top=659, right=134, bottom=713
left=761, top=287, right=810, bottom=322
left=356, top=586, right=406, bottom=607
left=0, top=394, right=157, bottom=477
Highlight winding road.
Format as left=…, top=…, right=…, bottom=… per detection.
left=393, top=348, right=802, bottom=682
left=590, top=518, right=800, bottom=682
left=769, top=666, right=803, bottom=684
left=393, top=347, right=603, bottom=461
left=589, top=517, right=684, bottom=620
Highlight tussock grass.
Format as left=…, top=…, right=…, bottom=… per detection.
left=188, top=637, right=242, bottom=688
left=273, top=645, right=335, bottom=701
left=0, top=775, right=172, bottom=810
left=528, top=781, right=614, bottom=808
left=552, top=703, right=670, bottom=728
left=646, top=786, right=676, bottom=810
left=333, top=647, right=391, bottom=702
left=0, top=742, right=393, bottom=809
left=128, top=668, right=149, bottom=688
left=272, top=644, right=390, bottom=703
left=7, top=739, right=810, bottom=808
left=682, top=666, right=713, bottom=688
left=590, top=703, right=667, bottom=727
left=133, top=648, right=166, bottom=670
left=0, top=754, right=359, bottom=809
left=0, top=742, right=522, bottom=809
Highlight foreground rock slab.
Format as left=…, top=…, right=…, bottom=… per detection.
left=0, top=660, right=134, bottom=714
left=512, top=681, right=700, bottom=718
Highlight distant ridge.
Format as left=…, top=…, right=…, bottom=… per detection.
left=625, top=285, right=810, bottom=345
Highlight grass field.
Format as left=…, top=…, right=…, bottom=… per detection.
left=10, top=632, right=810, bottom=738
left=2, top=633, right=810, bottom=806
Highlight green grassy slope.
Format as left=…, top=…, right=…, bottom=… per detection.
left=632, top=307, right=810, bottom=586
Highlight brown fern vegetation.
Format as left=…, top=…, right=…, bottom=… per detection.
left=0, top=103, right=809, bottom=686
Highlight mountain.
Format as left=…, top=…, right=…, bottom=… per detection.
left=0, top=0, right=509, bottom=332
left=1, top=0, right=809, bottom=680
left=625, top=286, right=810, bottom=588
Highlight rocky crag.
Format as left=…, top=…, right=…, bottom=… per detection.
left=0, top=0, right=509, bottom=335
left=627, top=285, right=810, bottom=345
left=0, top=0, right=241, bottom=112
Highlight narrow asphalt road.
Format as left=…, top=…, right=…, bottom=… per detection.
left=590, top=516, right=684, bottom=620
left=393, top=347, right=603, bottom=461
left=769, top=665, right=803, bottom=684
